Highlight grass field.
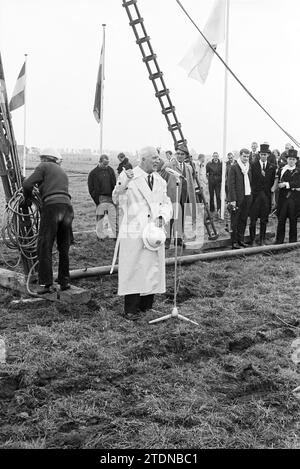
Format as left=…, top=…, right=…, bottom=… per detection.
left=0, top=158, right=300, bottom=449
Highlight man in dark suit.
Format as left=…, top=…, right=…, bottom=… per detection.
left=249, top=141, right=259, bottom=164
left=275, top=149, right=300, bottom=244
left=227, top=148, right=252, bottom=249
left=248, top=143, right=276, bottom=245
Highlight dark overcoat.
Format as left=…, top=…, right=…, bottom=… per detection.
left=251, top=161, right=276, bottom=197
left=227, top=163, right=252, bottom=207
left=277, top=166, right=300, bottom=215
left=250, top=161, right=276, bottom=220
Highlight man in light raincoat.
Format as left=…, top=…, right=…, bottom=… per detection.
left=111, top=146, right=173, bottom=319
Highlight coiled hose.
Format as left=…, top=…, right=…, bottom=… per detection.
left=1, top=188, right=42, bottom=294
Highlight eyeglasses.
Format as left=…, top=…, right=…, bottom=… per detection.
left=176, top=152, right=185, bottom=156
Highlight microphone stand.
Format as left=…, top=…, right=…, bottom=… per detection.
left=149, top=179, right=199, bottom=326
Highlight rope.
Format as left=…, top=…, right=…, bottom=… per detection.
left=274, top=313, right=300, bottom=329
left=26, top=260, right=39, bottom=297
left=1, top=188, right=41, bottom=268
left=175, top=0, right=300, bottom=149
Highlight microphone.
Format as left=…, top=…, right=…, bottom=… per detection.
left=164, top=167, right=186, bottom=181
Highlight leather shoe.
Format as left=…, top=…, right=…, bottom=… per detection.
left=124, top=312, right=140, bottom=321
left=231, top=243, right=241, bottom=250
left=60, top=283, right=71, bottom=291
left=246, top=240, right=254, bottom=246
left=238, top=241, right=247, bottom=248
left=36, top=284, right=53, bottom=295
left=175, top=238, right=186, bottom=248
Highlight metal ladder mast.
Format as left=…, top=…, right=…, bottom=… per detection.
left=0, top=106, right=22, bottom=201
left=0, top=53, right=37, bottom=274
left=122, top=0, right=186, bottom=148
left=122, top=0, right=219, bottom=240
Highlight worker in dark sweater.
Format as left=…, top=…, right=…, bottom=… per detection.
left=88, top=154, right=117, bottom=239
left=22, top=148, right=74, bottom=294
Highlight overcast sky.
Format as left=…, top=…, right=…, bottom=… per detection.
left=1, top=0, right=300, bottom=155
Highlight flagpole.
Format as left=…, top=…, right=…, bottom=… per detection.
left=220, top=0, right=230, bottom=219
left=22, top=53, right=28, bottom=177
left=99, top=24, right=106, bottom=157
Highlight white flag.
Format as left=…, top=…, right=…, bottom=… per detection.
left=179, top=0, right=226, bottom=83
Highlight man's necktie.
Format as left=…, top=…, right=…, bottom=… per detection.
left=147, top=174, right=153, bottom=190
left=263, top=163, right=266, bottom=171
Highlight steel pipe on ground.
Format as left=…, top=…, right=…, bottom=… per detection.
left=69, top=242, right=300, bottom=279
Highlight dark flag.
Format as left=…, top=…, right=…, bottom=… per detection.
left=93, top=45, right=104, bottom=123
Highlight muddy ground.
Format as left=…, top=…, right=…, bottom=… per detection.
left=0, top=165, right=300, bottom=449
left=0, top=245, right=299, bottom=448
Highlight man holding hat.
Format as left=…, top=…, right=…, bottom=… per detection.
left=275, top=149, right=300, bottom=244
left=22, top=148, right=74, bottom=294
left=248, top=143, right=276, bottom=245
left=111, top=146, right=172, bottom=319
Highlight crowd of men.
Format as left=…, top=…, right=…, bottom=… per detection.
left=21, top=142, right=300, bottom=318
left=219, top=142, right=299, bottom=249
left=192, top=141, right=300, bottom=249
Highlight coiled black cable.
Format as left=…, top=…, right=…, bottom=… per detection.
left=1, top=187, right=42, bottom=268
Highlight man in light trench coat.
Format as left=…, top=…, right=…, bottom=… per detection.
left=111, top=146, right=173, bottom=319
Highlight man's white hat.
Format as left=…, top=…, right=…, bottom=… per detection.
left=39, top=147, right=63, bottom=163
left=142, top=222, right=166, bottom=251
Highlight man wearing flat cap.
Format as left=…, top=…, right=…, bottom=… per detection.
left=275, top=149, right=300, bottom=244
left=160, top=143, right=197, bottom=249
left=248, top=143, right=276, bottom=245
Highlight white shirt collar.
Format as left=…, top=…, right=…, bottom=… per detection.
left=135, top=166, right=155, bottom=180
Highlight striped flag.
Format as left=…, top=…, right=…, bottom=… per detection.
left=93, top=44, right=104, bottom=123
left=0, top=53, right=8, bottom=106
left=179, top=0, right=226, bottom=83
left=9, top=62, right=26, bottom=111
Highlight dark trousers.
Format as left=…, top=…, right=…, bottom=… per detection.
left=124, top=294, right=154, bottom=315
left=249, top=191, right=270, bottom=240
left=38, top=203, right=74, bottom=285
left=231, top=195, right=252, bottom=243
left=208, top=180, right=221, bottom=212
left=276, top=198, right=297, bottom=243
left=166, top=200, right=185, bottom=244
